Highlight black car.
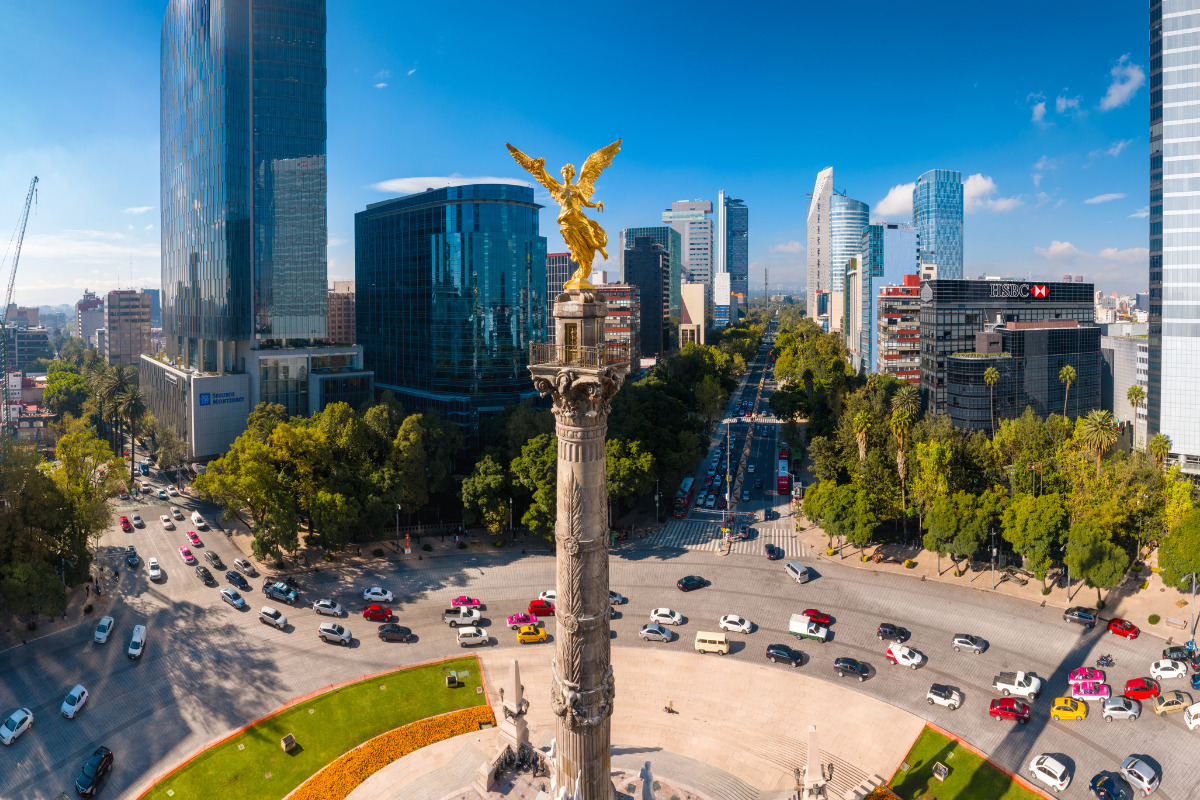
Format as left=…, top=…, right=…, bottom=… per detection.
left=764, top=543, right=782, bottom=560
left=225, top=570, right=249, bottom=590
left=377, top=623, right=412, bottom=642
left=766, top=643, right=802, bottom=667
left=753, top=478, right=763, bottom=489
left=876, top=623, right=909, bottom=642
left=1089, top=774, right=1131, bottom=800
left=1063, top=606, right=1097, bottom=629
left=75, top=745, right=113, bottom=797
left=204, top=551, right=225, bottom=570
left=125, top=547, right=138, bottom=567
left=834, top=657, right=868, bottom=681
left=1162, top=646, right=1200, bottom=670
left=676, top=575, right=706, bottom=592
left=741, top=490, right=751, bottom=502
left=194, top=565, right=215, bottom=585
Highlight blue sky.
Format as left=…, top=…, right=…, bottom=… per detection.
left=0, top=1, right=1150, bottom=306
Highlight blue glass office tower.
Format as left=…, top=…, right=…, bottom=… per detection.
left=618, top=226, right=681, bottom=317
left=830, top=194, right=869, bottom=294
left=720, top=194, right=749, bottom=306
left=161, top=0, right=327, bottom=372
left=913, top=169, right=963, bottom=280
left=354, top=185, right=546, bottom=444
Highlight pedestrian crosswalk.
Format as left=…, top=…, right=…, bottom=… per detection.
left=646, top=518, right=806, bottom=557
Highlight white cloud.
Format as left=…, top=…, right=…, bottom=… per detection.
left=963, top=174, right=1023, bottom=213
left=1034, top=240, right=1148, bottom=285
left=1100, top=55, right=1145, bottom=111
left=1129, top=206, right=1150, bottom=218
left=121, top=206, right=153, bottom=214
left=1034, top=191, right=1055, bottom=208
left=1084, top=192, right=1126, bottom=204
left=144, top=224, right=153, bottom=231
left=1032, top=155, right=1055, bottom=188
left=374, top=82, right=388, bottom=89
left=371, top=175, right=531, bottom=195
left=328, top=237, right=348, bottom=247
left=407, top=67, right=417, bottom=76
left=1031, top=101, right=1046, bottom=123
left=127, top=224, right=134, bottom=231
left=374, top=69, right=391, bottom=81
left=874, top=182, right=916, bottom=219
left=1056, top=94, right=1082, bottom=113
left=1107, top=139, right=1134, bottom=156
left=63, top=229, right=127, bottom=240
left=22, top=231, right=158, bottom=263
left=770, top=240, right=803, bottom=254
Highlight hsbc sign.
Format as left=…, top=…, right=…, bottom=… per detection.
left=990, top=283, right=1049, bottom=299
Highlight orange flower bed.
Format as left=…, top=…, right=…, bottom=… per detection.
left=288, top=706, right=496, bottom=800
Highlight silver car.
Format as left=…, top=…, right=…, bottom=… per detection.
left=639, top=623, right=671, bottom=642
left=951, top=633, right=986, bottom=654
left=313, top=599, right=343, bottom=616
left=1102, top=696, right=1141, bottom=722
left=1120, top=756, right=1159, bottom=795
left=318, top=622, right=351, bottom=645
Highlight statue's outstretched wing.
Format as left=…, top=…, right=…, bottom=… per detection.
left=575, top=139, right=622, bottom=201
left=506, top=143, right=562, bottom=195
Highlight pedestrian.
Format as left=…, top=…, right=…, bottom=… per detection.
left=85, top=585, right=90, bottom=598
left=440, top=530, right=445, bottom=543
left=455, top=534, right=460, bottom=546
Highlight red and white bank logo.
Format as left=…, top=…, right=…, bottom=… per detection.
left=1031, top=284, right=1048, bottom=297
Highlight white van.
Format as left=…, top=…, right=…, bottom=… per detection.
left=784, top=561, right=811, bottom=584
left=191, top=511, right=208, bottom=530
left=694, top=631, right=730, bottom=655
left=1186, top=701, right=1200, bottom=731
left=127, top=625, right=146, bottom=660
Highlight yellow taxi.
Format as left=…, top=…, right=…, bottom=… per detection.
left=1050, top=697, right=1087, bottom=721
left=516, top=624, right=547, bottom=644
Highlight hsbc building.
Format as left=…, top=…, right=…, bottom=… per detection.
left=919, top=279, right=1095, bottom=416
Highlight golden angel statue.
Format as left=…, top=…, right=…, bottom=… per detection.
left=506, top=139, right=622, bottom=290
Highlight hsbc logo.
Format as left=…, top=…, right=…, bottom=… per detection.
left=1032, top=284, right=1048, bottom=297
left=989, top=283, right=1050, bottom=299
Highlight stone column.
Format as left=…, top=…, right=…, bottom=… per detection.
left=529, top=288, right=629, bottom=800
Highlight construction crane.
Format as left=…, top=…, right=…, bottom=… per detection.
left=2, top=176, right=39, bottom=436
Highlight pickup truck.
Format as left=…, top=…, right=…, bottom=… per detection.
left=443, top=607, right=481, bottom=627
left=992, top=671, right=1042, bottom=699
left=264, top=582, right=298, bottom=605
left=789, top=613, right=829, bottom=643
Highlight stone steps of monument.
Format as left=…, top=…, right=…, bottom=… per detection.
left=395, top=742, right=486, bottom=800
left=841, top=775, right=885, bottom=800
left=611, top=748, right=758, bottom=800
left=731, top=727, right=870, bottom=798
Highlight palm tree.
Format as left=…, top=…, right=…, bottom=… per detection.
left=1059, top=365, right=1076, bottom=418
left=100, top=365, right=135, bottom=453
left=801, top=368, right=814, bottom=401
left=1127, top=384, right=1145, bottom=449
left=853, top=411, right=872, bottom=462
left=1150, top=432, right=1171, bottom=470
left=82, top=361, right=109, bottom=438
left=892, top=384, right=921, bottom=422
left=983, top=366, right=1000, bottom=438
left=890, top=407, right=911, bottom=513
left=116, top=386, right=147, bottom=484
left=1077, top=409, right=1118, bottom=473
left=866, top=373, right=881, bottom=394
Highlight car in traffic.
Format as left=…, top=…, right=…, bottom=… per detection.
left=753, top=478, right=763, bottom=489
left=988, top=697, right=1031, bottom=724
left=225, top=570, right=249, bottom=590
left=507, top=612, right=538, bottom=630
left=147, top=557, right=161, bottom=580
left=704, top=494, right=716, bottom=508
left=194, top=566, right=215, bottom=585
left=1050, top=696, right=1087, bottom=721
left=1028, top=754, right=1072, bottom=793
left=877, top=623, right=908, bottom=642
left=608, top=590, right=626, bottom=605
left=264, top=581, right=298, bottom=605
left=639, top=623, right=671, bottom=642
left=160, top=515, right=175, bottom=530
left=131, top=513, right=144, bottom=528
left=886, top=644, right=923, bottom=669
left=716, top=496, right=727, bottom=509
left=740, top=489, right=750, bottom=502
left=178, top=546, right=195, bottom=565
left=456, top=626, right=489, bottom=647
left=528, top=599, right=555, bottom=616
left=1162, top=645, right=1200, bottom=669
left=1068, top=667, right=1105, bottom=684
left=378, top=624, right=412, bottom=642
left=834, top=657, right=868, bottom=681
left=362, top=604, right=392, bottom=622
left=258, top=606, right=288, bottom=629
left=362, top=587, right=394, bottom=603
left=1089, top=774, right=1132, bottom=800
left=1119, top=756, right=1160, bottom=794
left=171, top=507, right=184, bottom=520
left=764, top=543, right=782, bottom=560
left=313, top=599, right=343, bottom=617
left=516, top=624, right=547, bottom=644
left=318, top=622, right=351, bottom=645
left=127, top=625, right=146, bottom=659
left=125, top=546, right=139, bottom=567
left=1153, top=689, right=1192, bottom=715
left=156, top=488, right=168, bottom=499
left=451, top=595, right=481, bottom=608
left=1063, top=606, right=1097, bottom=629
left=1124, top=678, right=1160, bottom=700
left=119, top=516, right=133, bottom=533
left=747, top=463, right=756, bottom=473
left=204, top=551, right=224, bottom=569
left=1108, top=618, right=1140, bottom=639
left=186, top=531, right=202, bottom=546
left=676, top=575, right=706, bottom=592
left=766, top=643, right=803, bottom=667
left=233, top=557, right=258, bottom=577
left=926, top=684, right=961, bottom=710
left=167, top=485, right=178, bottom=495
left=61, top=684, right=89, bottom=719
left=74, top=745, right=113, bottom=797
left=802, top=609, right=832, bottom=627
left=1070, top=681, right=1111, bottom=701
left=220, top=588, right=247, bottom=609
left=537, top=590, right=557, bottom=604
left=1102, top=696, right=1141, bottom=721
left=650, top=608, right=684, bottom=626
left=0, top=707, right=32, bottom=745
left=94, top=616, right=115, bottom=644
left=718, top=615, right=752, bottom=633
left=1150, top=659, right=1188, bottom=681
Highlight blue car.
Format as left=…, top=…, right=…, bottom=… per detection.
left=1191, top=671, right=1200, bottom=691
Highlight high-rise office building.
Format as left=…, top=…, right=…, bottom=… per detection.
left=1149, top=0, right=1200, bottom=469
left=327, top=280, right=355, bottom=344
left=104, top=290, right=153, bottom=368
left=717, top=191, right=749, bottom=309
left=913, top=169, right=964, bottom=280
left=355, top=184, right=546, bottom=447
left=622, top=236, right=668, bottom=357
left=858, top=223, right=918, bottom=373
left=75, top=290, right=105, bottom=345
left=594, top=283, right=641, bottom=365
left=144, top=0, right=372, bottom=461
left=141, top=288, right=161, bottom=328
left=877, top=275, right=922, bottom=384
left=806, top=168, right=833, bottom=323
left=618, top=226, right=681, bottom=317
left=662, top=200, right=714, bottom=285
left=679, top=282, right=706, bottom=347
left=829, top=193, right=869, bottom=332
left=545, top=252, right=576, bottom=344
left=713, top=272, right=732, bottom=329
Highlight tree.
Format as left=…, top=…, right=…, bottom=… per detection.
left=605, top=438, right=656, bottom=513
left=99, top=364, right=136, bottom=451
left=910, top=440, right=951, bottom=531
left=890, top=407, right=911, bottom=514
left=846, top=488, right=879, bottom=551
left=1150, top=433, right=1171, bottom=470
left=852, top=410, right=872, bottom=463
left=695, top=375, right=726, bottom=425
left=461, top=455, right=510, bottom=536
left=511, top=434, right=557, bottom=539
left=818, top=484, right=858, bottom=549
left=1127, top=384, right=1145, bottom=448
left=49, top=418, right=124, bottom=552
left=1162, top=465, right=1196, bottom=537
left=310, top=489, right=360, bottom=551
left=43, top=371, right=88, bottom=418
left=115, top=385, right=147, bottom=485
left=801, top=368, right=814, bottom=401
left=892, top=384, right=921, bottom=422
left=1159, top=509, right=1200, bottom=594
left=1065, top=515, right=1130, bottom=604
left=1002, top=493, right=1069, bottom=588
left=801, top=479, right=836, bottom=545
left=924, top=489, right=1006, bottom=575
left=984, top=366, right=999, bottom=437
left=1, top=561, right=68, bottom=625
left=1059, top=364, right=1076, bottom=418
left=153, top=424, right=187, bottom=475
left=1076, top=409, right=1118, bottom=473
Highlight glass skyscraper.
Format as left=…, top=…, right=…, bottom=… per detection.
left=719, top=193, right=749, bottom=306
left=161, top=0, right=328, bottom=372
left=618, top=226, right=681, bottom=317
left=1149, top=0, right=1200, bottom=467
left=830, top=194, right=869, bottom=294
left=354, top=184, right=546, bottom=444
left=913, top=169, right=964, bottom=280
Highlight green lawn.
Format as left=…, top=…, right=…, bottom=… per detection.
left=144, top=657, right=486, bottom=800
left=888, top=727, right=1044, bottom=800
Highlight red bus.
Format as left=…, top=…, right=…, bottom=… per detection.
left=779, top=446, right=790, bottom=461
left=673, top=477, right=696, bottom=518
left=777, top=460, right=790, bottom=494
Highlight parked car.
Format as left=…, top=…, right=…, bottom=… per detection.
left=1063, top=606, right=1097, bottom=629
left=220, top=588, right=246, bottom=609
left=926, top=684, right=962, bottom=710
left=1028, top=754, right=1072, bottom=793
left=639, top=623, right=671, bottom=643
left=1089, top=775, right=1129, bottom=800
left=313, top=599, right=343, bottom=616
left=60, top=684, right=89, bottom=719
left=147, top=557, right=161, bottom=580
left=362, top=604, right=392, bottom=622
left=1150, top=659, right=1188, bottom=681
left=766, top=643, right=803, bottom=667
left=1124, top=678, right=1160, bottom=700
left=1153, top=689, right=1192, bottom=715
left=362, top=587, right=394, bottom=603
left=74, top=745, right=113, bottom=797
left=318, top=622, right=351, bottom=645
left=988, top=697, right=1031, bottom=723
left=258, top=606, right=288, bottom=629
left=516, top=624, right=547, bottom=644
left=1102, top=696, right=1141, bottom=722
left=1119, top=756, right=1160, bottom=794
left=1050, top=697, right=1087, bottom=721
left=676, top=575, right=706, bottom=592
left=877, top=623, right=909, bottom=642
left=127, top=625, right=146, bottom=659
left=0, top=707, right=33, bottom=745
left=1108, top=618, right=1140, bottom=639
left=94, top=616, right=115, bottom=644
left=378, top=624, right=412, bottom=642
left=834, top=657, right=868, bottom=681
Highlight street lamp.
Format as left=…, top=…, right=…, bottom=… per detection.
left=990, top=530, right=996, bottom=590
left=395, top=503, right=401, bottom=552
left=1182, top=573, right=1198, bottom=642
left=654, top=478, right=660, bottom=523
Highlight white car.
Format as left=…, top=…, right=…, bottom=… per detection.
left=313, top=599, right=343, bottom=616
left=147, top=557, right=161, bottom=580
left=1150, top=659, right=1187, bottom=681
left=718, top=615, right=752, bottom=633
left=649, top=608, right=683, bottom=626
left=747, top=464, right=756, bottom=473
left=221, top=588, right=246, bottom=609
left=93, top=616, right=115, bottom=644
left=456, top=626, right=489, bottom=647
left=318, top=622, right=351, bottom=645
left=887, top=644, right=924, bottom=669
left=0, top=708, right=32, bottom=745
left=131, top=513, right=144, bottom=528
left=258, top=606, right=288, bottom=630
left=60, top=685, right=88, bottom=719
left=160, top=515, right=175, bottom=530
left=1028, top=754, right=1071, bottom=793
left=1120, top=756, right=1160, bottom=795
left=127, top=624, right=146, bottom=659
left=926, top=684, right=962, bottom=710
left=639, top=623, right=671, bottom=642
left=539, top=590, right=557, bottom=604
left=362, top=587, right=394, bottom=603
left=167, top=485, right=178, bottom=496
left=171, top=507, right=184, bottom=520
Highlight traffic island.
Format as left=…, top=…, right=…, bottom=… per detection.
left=888, top=726, right=1048, bottom=800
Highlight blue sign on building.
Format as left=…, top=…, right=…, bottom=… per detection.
left=198, top=393, right=211, bottom=406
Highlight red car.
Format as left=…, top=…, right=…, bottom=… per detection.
left=1108, top=618, right=1140, bottom=639
left=362, top=604, right=392, bottom=622
left=529, top=599, right=555, bottom=616
left=119, top=516, right=133, bottom=532
left=988, top=698, right=1031, bottom=723
left=802, top=609, right=832, bottom=627
left=1124, top=677, right=1160, bottom=700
